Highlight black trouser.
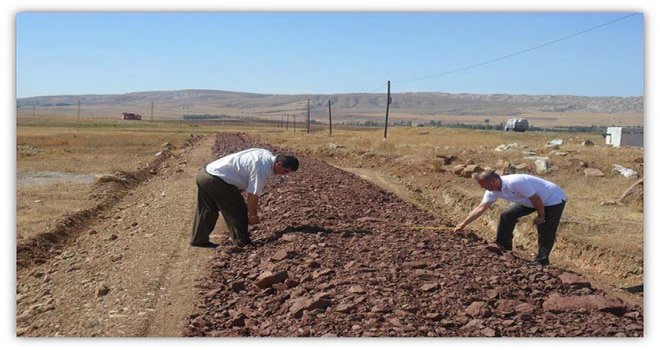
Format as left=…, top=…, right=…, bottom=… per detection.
left=191, top=168, right=250, bottom=246
left=495, top=200, right=566, bottom=263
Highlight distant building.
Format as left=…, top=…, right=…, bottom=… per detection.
left=122, top=112, right=142, bottom=120
left=605, top=127, right=643, bottom=147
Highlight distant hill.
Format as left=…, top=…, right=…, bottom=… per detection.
left=17, top=89, right=643, bottom=122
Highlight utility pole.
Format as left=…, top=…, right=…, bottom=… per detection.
left=77, top=99, right=81, bottom=120
left=328, top=100, right=332, bottom=135
left=293, top=115, right=296, bottom=133
left=307, top=99, right=311, bottom=134
left=281, top=115, right=285, bottom=129
left=286, top=114, right=289, bottom=130
left=150, top=102, right=154, bottom=122
left=384, top=80, right=391, bottom=139
left=32, top=105, right=36, bottom=117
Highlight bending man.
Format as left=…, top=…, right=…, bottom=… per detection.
left=454, top=170, right=567, bottom=265
left=191, top=148, right=299, bottom=248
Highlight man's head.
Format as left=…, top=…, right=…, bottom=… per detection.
left=273, top=155, right=299, bottom=175
left=475, top=170, right=502, bottom=191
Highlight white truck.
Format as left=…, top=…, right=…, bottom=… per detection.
left=504, top=118, right=529, bottom=132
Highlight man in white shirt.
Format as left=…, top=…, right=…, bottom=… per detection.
left=191, top=148, right=299, bottom=248
left=454, top=170, right=567, bottom=266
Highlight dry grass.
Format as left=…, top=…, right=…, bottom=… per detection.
left=15, top=116, right=231, bottom=240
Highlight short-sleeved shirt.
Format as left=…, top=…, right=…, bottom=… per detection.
left=205, top=148, right=275, bottom=195
left=481, top=174, right=567, bottom=208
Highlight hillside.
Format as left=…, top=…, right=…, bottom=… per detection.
left=17, top=89, right=643, bottom=120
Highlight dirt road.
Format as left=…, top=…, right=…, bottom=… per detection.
left=16, top=133, right=643, bottom=337
left=16, top=135, right=219, bottom=336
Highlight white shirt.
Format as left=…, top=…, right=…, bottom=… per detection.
left=205, top=148, right=275, bottom=195
left=482, top=174, right=567, bottom=208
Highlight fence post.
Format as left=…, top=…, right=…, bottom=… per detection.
left=328, top=100, right=332, bottom=135
left=307, top=99, right=311, bottom=134
left=384, top=80, right=391, bottom=139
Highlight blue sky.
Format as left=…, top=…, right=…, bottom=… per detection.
left=16, top=12, right=643, bottom=98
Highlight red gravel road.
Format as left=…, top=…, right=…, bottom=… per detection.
left=183, top=133, right=643, bottom=337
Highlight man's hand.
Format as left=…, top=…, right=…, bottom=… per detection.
left=248, top=215, right=260, bottom=225
left=533, top=216, right=546, bottom=225
left=453, top=223, right=466, bottom=233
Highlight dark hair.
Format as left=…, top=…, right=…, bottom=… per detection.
left=475, top=170, right=500, bottom=182
left=275, top=155, right=299, bottom=171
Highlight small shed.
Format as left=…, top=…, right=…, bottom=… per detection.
left=605, top=127, right=643, bottom=148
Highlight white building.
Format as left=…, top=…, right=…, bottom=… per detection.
left=605, top=127, right=643, bottom=148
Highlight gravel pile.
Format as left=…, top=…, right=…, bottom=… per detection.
left=183, top=133, right=643, bottom=337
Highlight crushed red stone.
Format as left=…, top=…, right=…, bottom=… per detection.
left=183, top=133, right=643, bottom=337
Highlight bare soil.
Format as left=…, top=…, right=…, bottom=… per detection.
left=16, top=132, right=643, bottom=337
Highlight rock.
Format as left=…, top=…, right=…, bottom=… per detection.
left=155, top=149, right=172, bottom=158
left=482, top=327, right=497, bottom=337
left=312, top=268, right=333, bottom=278
left=465, top=301, right=492, bottom=318
left=535, top=159, right=553, bottom=174
left=270, top=250, right=295, bottom=261
left=348, top=285, right=367, bottom=294
left=542, top=293, right=627, bottom=316
left=289, top=293, right=332, bottom=318
left=514, top=303, right=535, bottom=315
left=612, top=164, right=639, bottom=178
left=231, top=313, right=247, bottom=327
left=550, top=151, right=568, bottom=156
left=559, top=273, right=591, bottom=288
left=494, top=143, right=524, bottom=152
left=513, top=163, right=530, bottom=172
left=95, top=284, right=110, bottom=297
left=581, top=140, right=594, bottom=146
left=601, top=200, right=618, bottom=206
left=95, top=174, right=128, bottom=184
left=584, top=168, right=605, bottom=177
left=255, top=271, right=288, bottom=289
left=335, top=303, right=355, bottom=313
left=452, top=165, right=466, bottom=175
left=461, top=165, right=483, bottom=178
left=230, top=281, right=246, bottom=292
left=545, top=139, right=564, bottom=148
left=420, top=283, right=439, bottom=292
left=495, top=299, right=525, bottom=315
left=402, top=261, right=428, bottom=269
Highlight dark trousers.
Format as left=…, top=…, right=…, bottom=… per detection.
left=495, top=201, right=566, bottom=263
left=191, top=168, right=251, bottom=246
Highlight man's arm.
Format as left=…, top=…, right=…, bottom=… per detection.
left=528, top=194, right=546, bottom=225
left=454, top=201, right=493, bottom=232
left=247, top=193, right=260, bottom=224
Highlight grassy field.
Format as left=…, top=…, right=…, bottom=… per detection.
left=16, top=116, right=229, bottom=241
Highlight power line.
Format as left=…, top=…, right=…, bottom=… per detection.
left=394, top=13, right=640, bottom=85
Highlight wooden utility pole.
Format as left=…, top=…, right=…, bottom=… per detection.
left=77, top=99, right=81, bottom=119
left=384, top=80, right=391, bottom=139
left=150, top=102, right=154, bottom=122
left=32, top=105, right=36, bottom=117
left=307, top=99, right=311, bottom=134
left=286, top=114, right=289, bottom=130
left=293, top=115, right=296, bottom=133
left=328, top=100, right=333, bottom=135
